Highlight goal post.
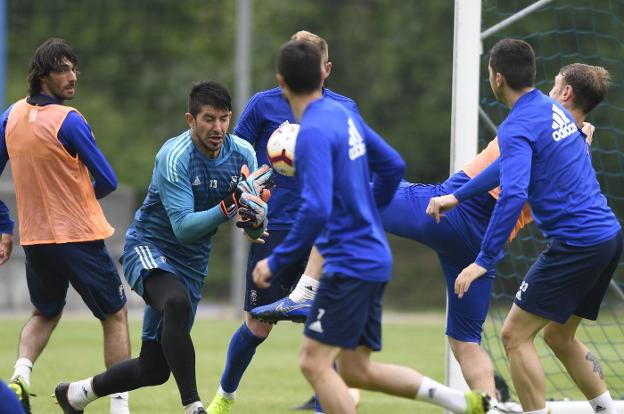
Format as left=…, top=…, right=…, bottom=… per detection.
left=448, top=1, right=624, bottom=413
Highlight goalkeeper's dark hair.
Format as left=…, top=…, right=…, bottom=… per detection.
left=560, top=63, right=610, bottom=114
left=276, top=40, right=322, bottom=94
left=489, top=38, right=536, bottom=91
left=188, top=81, right=232, bottom=118
left=27, top=37, right=78, bottom=96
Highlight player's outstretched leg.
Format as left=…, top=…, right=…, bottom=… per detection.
left=250, top=274, right=318, bottom=323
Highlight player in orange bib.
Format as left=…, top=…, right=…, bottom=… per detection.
left=0, top=38, right=131, bottom=414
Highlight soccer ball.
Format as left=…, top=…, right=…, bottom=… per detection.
left=267, top=123, right=299, bottom=176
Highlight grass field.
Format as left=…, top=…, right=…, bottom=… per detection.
left=0, top=312, right=449, bottom=414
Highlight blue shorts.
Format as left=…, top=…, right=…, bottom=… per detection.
left=514, top=233, right=622, bottom=324
left=379, top=180, right=495, bottom=343
left=23, top=240, right=127, bottom=320
left=245, top=229, right=308, bottom=311
left=304, top=273, right=386, bottom=351
left=121, top=237, right=203, bottom=341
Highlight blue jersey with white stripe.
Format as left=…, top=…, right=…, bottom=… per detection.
left=476, top=89, right=621, bottom=271
left=268, top=98, right=405, bottom=281
left=234, top=87, right=359, bottom=230
left=125, top=131, right=257, bottom=282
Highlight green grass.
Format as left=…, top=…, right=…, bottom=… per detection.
left=0, top=313, right=449, bottom=414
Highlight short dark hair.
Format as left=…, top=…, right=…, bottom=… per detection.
left=27, top=38, right=78, bottom=96
left=276, top=40, right=322, bottom=94
left=489, top=39, right=536, bottom=90
left=560, top=63, right=610, bottom=114
left=188, top=81, right=232, bottom=117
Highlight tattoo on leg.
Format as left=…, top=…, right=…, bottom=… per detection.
left=585, top=351, right=604, bottom=380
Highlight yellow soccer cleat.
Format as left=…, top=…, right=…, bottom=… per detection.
left=206, top=393, right=235, bottom=414
left=465, top=390, right=491, bottom=414
left=8, top=375, right=32, bottom=414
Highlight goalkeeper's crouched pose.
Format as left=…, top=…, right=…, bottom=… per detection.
left=54, top=81, right=274, bottom=414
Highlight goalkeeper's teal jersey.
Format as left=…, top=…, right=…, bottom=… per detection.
left=124, top=130, right=256, bottom=282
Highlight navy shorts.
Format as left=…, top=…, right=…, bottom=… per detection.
left=379, top=180, right=494, bottom=343
left=304, top=273, right=386, bottom=351
left=514, top=233, right=622, bottom=324
left=24, top=240, right=127, bottom=320
left=245, top=229, right=309, bottom=311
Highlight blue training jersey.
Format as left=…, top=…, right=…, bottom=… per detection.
left=268, top=97, right=405, bottom=281
left=234, top=86, right=359, bottom=230
left=476, top=89, right=621, bottom=271
left=124, top=131, right=257, bottom=282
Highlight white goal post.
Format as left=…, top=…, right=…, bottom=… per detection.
left=448, top=1, right=624, bottom=413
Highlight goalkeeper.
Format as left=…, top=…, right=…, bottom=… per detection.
left=54, top=81, right=274, bottom=414
left=254, top=62, right=610, bottom=411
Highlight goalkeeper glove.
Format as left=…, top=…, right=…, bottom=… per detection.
left=219, top=164, right=275, bottom=220
left=238, top=164, right=275, bottom=202
left=236, top=193, right=268, bottom=229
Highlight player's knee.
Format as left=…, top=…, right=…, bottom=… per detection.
left=542, top=327, right=572, bottom=354
left=163, top=293, right=192, bottom=322
left=298, top=350, right=320, bottom=381
left=339, top=363, right=368, bottom=388
left=500, top=324, right=520, bottom=353
left=245, top=316, right=272, bottom=337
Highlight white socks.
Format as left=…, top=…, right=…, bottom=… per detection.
left=416, top=376, right=467, bottom=413
left=184, top=401, right=205, bottom=414
left=110, top=391, right=130, bottom=414
left=289, top=274, right=319, bottom=302
left=218, top=385, right=236, bottom=400
left=12, top=358, right=33, bottom=386
left=589, top=390, right=617, bottom=414
left=67, top=378, right=98, bottom=410
left=523, top=409, right=548, bottom=414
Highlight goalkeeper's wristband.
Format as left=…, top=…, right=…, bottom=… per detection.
left=219, top=192, right=239, bottom=219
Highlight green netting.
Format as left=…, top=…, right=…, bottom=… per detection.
left=478, top=0, right=624, bottom=401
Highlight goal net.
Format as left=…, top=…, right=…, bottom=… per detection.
left=451, top=1, right=624, bottom=412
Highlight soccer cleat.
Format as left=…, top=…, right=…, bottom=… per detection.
left=251, top=297, right=312, bottom=324
left=8, top=375, right=32, bottom=414
left=192, top=408, right=208, bottom=414
left=465, top=390, right=491, bottom=414
left=206, top=394, right=234, bottom=414
left=54, top=382, right=84, bottom=414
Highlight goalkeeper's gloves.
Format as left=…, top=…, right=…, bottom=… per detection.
left=236, top=193, right=268, bottom=230
left=219, top=164, right=275, bottom=219
left=238, top=164, right=275, bottom=202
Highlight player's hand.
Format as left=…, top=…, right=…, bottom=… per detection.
left=253, top=258, right=273, bottom=288
left=0, top=233, right=13, bottom=265
left=239, top=228, right=269, bottom=244
left=455, top=262, right=486, bottom=299
left=426, top=194, right=459, bottom=223
left=238, top=164, right=275, bottom=202
left=582, top=122, right=595, bottom=146
left=236, top=193, right=268, bottom=229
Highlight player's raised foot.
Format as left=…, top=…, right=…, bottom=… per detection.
left=54, top=382, right=83, bottom=414
left=465, top=390, right=490, bottom=414
left=251, top=297, right=312, bottom=324
left=206, top=393, right=234, bottom=414
left=8, top=375, right=32, bottom=414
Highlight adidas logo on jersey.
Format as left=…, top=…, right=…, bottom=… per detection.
left=192, top=176, right=201, bottom=186
left=551, top=104, right=578, bottom=141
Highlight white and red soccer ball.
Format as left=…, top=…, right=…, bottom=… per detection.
left=267, top=123, right=299, bottom=176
